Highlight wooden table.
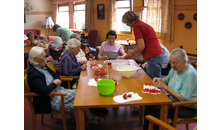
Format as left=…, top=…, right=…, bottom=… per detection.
left=73, top=60, right=172, bottom=130
left=24, top=46, right=34, bottom=54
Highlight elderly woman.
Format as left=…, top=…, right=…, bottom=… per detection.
left=59, top=38, right=87, bottom=75
left=143, top=48, right=197, bottom=130
left=24, top=32, right=40, bottom=46
left=69, top=33, right=91, bottom=62
left=59, top=39, right=87, bottom=86
left=98, top=30, right=126, bottom=60
left=27, top=46, right=104, bottom=125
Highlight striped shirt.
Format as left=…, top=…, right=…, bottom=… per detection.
left=59, top=50, right=82, bottom=76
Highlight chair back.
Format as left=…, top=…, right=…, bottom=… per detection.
left=88, top=30, right=98, bottom=47
left=171, top=100, right=197, bottom=129
left=47, top=61, right=56, bottom=73
left=24, top=70, right=37, bottom=117
left=24, top=74, right=30, bottom=93
left=48, top=43, right=63, bottom=67
left=24, top=68, right=30, bottom=93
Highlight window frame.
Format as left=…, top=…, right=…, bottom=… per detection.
left=73, top=2, right=85, bottom=29
left=115, top=0, right=133, bottom=35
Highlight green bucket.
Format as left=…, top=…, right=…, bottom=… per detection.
left=96, top=79, right=115, bottom=96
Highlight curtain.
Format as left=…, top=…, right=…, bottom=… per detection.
left=52, top=4, right=58, bottom=24
left=85, top=0, right=94, bottom=32
left=107, top=0, right=116, bottom=31
left=146, top=0, right=174, bottom=40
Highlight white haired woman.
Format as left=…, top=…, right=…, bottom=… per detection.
left=143, top=48, right=197, bottom=130
left=27, top=46, right=104, bottom=125
left=59, top=39, right=87, bottom=76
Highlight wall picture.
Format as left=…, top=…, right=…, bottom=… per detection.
left=97, top=4, right=104, bottom=19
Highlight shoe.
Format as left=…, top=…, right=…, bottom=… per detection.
left=86, top=114, right=105, bottom=125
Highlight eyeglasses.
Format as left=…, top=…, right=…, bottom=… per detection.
left=169, top=61, right=183, bottom=66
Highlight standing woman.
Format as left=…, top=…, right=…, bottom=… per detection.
left=52, top=24, right=73, bottom=43
left=122, top=11, right=164, bottom=79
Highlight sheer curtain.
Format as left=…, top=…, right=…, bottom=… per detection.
left=107, top=0, right=116, bottom=31
left=145, top=0, right=174, bottom=40
left=85, top=0, right=94, bottom=32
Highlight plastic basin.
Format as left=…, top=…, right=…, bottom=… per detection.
left=97, top=79, right=115, bottom=96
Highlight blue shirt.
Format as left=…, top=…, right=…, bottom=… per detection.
left=59, top=50, right=82, bottom=76
left=165, top=64, right=197, bottom=109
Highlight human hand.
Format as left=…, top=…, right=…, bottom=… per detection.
left=53, top=79, right=62, bottom=86
left=81, top=61, right=87, bottom=65
left=124, top=54, right=131, bottom=59
left=127, top=49, right=133, bottom=57
left=81, top=64, right=87, bottom=70
left=153, top=79, right=167, bottom=90
left=116, top=56, right=124, bottom=59
left=102, top=55, right=108, bottom=60
left=152, top=77, right=160, bottom=86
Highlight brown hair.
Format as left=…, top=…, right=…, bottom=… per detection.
left=52, top=24, right=61, bottom=32
left=122, top=11, right=139, bottom=23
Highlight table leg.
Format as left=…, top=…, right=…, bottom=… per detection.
left=75, top=108, right=85, bottom=130
left=159, top=104, right=168, bottom=130
left=139, top=106, right=144, bottom=124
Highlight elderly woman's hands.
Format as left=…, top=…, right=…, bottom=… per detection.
left=81, top=63, right=87, bottom=70
left=53, top=79, right=62, bottom=86
left=152, top=77, right=167, bottom=90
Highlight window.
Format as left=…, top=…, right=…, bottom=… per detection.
left=142, top=0, right=148, bottom=23
left=74, top=3, right=85, bottom=29
left=58, top=5, right=69, bottom=28
left=115, top=0, right=131, bottom=34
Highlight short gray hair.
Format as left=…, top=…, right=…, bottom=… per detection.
left=65, top=38, right=81, bottom=51
left=70, top=33, right=79, bottom=39
left=171, top=48, right=188, bottom=62
left=52, top=36, right=62, bottom=45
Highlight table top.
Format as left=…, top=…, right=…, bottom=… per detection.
left=24, top=46, right=34, bottom=54
left=24, top=44, right=49, bottom=55
left=73, top=60, right=171, bottom=108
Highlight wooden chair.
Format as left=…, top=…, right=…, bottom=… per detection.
left=46, top=60, right=79, bottom=89
left=145, top=115, right=176, bottom=130
left=167, top=100, right=197, bottom=130
left=24, top=71, right=68, bottom=130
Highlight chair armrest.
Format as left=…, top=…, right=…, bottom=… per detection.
left=24, top=92, right=67, bottom=97
left=60, top=76, right=79, bottom=81
left=145, top=115, right=176, bottom=130
left=172, top=100, right=197, bottom=107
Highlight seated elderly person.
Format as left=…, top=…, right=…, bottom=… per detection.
left=143, top=48, right=197, bottom=130
left=27, top=46, right=104, bottom=125
left=24, top=31, right=40, bottom=46
left=98, top=30, right=126, bottom=60
left=59, top=39, right=87, bottom=87
left=69, top=33, right=93, bottom=62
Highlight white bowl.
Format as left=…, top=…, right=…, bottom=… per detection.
left=116, top=65, right=139, bottom=78
left=111, top=60, right=130, bottom=70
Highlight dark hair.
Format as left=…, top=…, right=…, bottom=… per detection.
left=27, top=32, right=34, bottom=37
left=52, top=24, right=61, bottom=32
left=106, top=30, right=117, bottom=39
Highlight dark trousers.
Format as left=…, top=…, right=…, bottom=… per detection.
left=143, top=104, right=197, bottom=130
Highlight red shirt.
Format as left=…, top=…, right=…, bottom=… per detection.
left=133, top=19, right=163, bottom=61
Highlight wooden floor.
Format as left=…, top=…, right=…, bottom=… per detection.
left=24, top=97, right=196, bottom=130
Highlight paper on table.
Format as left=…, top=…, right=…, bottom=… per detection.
left=113, top=92, right=142, bottom=103
left=87, top=78, right=102, bottom=87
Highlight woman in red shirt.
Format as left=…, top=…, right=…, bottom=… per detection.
left=122, top=11, right=164, bottom=79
